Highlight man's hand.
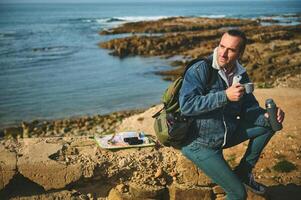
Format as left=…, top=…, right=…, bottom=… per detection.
left=225, top=83, right=245, bottom=102
left=264, top=107, right=285, bottom=123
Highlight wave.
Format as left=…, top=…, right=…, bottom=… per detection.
left=197, top=14, right=227, bottom=18
left=0, top=31, right=17, bottom=38
left=106, top=17, right=125, bottom=22
left=31, top=46, right=80, bottom=60
left=32, top=46, right=71, bottom=53
left=0, top=45, right=80, bottom=61
left=256, top=13, right=301, bottom=25
left=0, top=31, right=33, bottom=40
left=70, top=16, right=171, bottom=25
left=116, top=16, right=171, bottom=22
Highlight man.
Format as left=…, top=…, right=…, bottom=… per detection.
left=179, top=29, right=285, bottom=200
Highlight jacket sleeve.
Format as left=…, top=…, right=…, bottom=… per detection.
left=179, top=61, right=228, bottom=116
left=241, top=74, right=271, bottom=128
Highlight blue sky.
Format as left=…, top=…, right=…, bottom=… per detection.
left=0, top=0, right=294, bottom=3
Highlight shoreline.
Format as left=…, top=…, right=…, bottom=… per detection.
left=1, top=8, right=301, bottom=200
left=2, top=16, right=301, bottom=137
left=1, top=107, right=146, bottom=139
left=100, top=16, right=301, bottom=83
left=1, top=87, right=301, bottom=199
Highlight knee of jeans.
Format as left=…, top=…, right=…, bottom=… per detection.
left=234, top=186, right=247, bottom=200
left=264, top=126, right=276, bottom=134
left=227, top=184, right=247, bottom=200
left=261, top=127, right=275, bottom=138
left=267, top=129, right=276, bottom=137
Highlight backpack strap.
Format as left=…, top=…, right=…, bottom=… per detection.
left=152, top=106, right=164, bottom=118
left=182, top=58, right=205, bottom=77
left=182, top=56, right=215, bottom=88
left=152, top=56, right=216, bottom=119
left=203, top=56, right=216, bottom=88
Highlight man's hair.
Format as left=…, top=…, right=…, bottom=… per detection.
left=226, top=29, right=247, bottom=54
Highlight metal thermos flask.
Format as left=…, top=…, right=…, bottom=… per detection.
left=265, top=99, right=283, bottom=131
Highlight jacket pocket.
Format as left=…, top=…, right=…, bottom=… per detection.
left=196, top=118, right=224, bottom=134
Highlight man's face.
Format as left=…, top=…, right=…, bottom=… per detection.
left=217, top=33, right=242, bottom=69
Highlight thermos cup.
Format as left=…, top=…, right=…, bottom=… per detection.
left=265, top=99, right=283, bottom=131
left=233, top=75, right=242, bottom=84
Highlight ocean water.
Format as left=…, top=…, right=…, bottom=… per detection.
left=0, top=1, right=300, bottom=127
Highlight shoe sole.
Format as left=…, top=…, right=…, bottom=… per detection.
left=243, top=183, right=266, bottom=195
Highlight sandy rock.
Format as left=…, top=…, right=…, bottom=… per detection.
left=70, top=139, right=98, bottom=156
left=0, top=144, right=17, bottom=190
left=107, top=188, right=131, bottom=200
left=100, top=17, right=301, bottom=86
left=154, top=167, right=163, bottom=178
left=246, top=190, right=266, bottom=200
left=1, top=87, right=300, bottom=199
left=128, top=182, right=167, bottom=199
left=66, top=163, right=83, bottom=184
left=17, top=138, right=82, bottom=190
left=116, top=105, right=163, bottom=136
left=213, top=185, right=225, bottom=195
left=108, top=188, right=123, bottom=200
left=116, top=183, right=128, bottom=193
left=100, top=17, right=257, bottom=35
left=215, top=195, right=226, bottom=200
left=169, top=183, right=213, bottom=200
left=176, top=154, right=212, bottom=186
left=21, top=122, right=33, bottom=138
left=4, top=127, right=23, bottom=139
left=9, top=190, right=75, bottom=200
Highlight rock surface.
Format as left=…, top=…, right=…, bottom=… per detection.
left=169, top=183, right=213, bottom=200
left=1, top=16, right=301, bottom=200
left=99, top=17, right=301, bottom=86
left=17, top=138, right=83, bottom=190
left=0, top=88, right=300, bottom=199
left=0, top=142, right=17, bottom=190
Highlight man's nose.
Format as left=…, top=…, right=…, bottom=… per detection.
left=221, top=49, right=228, bottom=57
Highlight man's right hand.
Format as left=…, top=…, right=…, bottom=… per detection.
left=225, top=83, right=245, bottom=101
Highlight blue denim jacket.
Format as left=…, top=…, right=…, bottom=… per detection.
left=179, top=57, right=270, bottom=149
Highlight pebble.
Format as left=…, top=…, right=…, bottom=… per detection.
left=87, top=193, right=93, bottom=199
left=170, top=171, right=177, bottom=177
left=155, top=167, right=163, bottom=178
left=116, top=184, right=126, bottom=192
left=118, top=158, right=128, bottom=168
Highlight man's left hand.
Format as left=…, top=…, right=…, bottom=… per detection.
left=264, top=107, right=285, bottom=123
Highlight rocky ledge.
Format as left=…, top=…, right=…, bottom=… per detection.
left=99, top=17, right=301, bottom=87
left=1, top=88, right=301, bottom=200
left=1, top=109, right=143, bottom=140
left=0, top=135, right=281, bottom=200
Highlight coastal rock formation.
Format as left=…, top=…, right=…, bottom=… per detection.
left=99, top=17, right=301, bottom=86
left=2, top=109, right=142, bottom=140
left=1, top=88, right=301, bottom=199
left=0, top=141, right=17, bottom=190
left=17, top=138, right=84, bottom=190
left=0, top=136, right=270, bottom=200
left=100, top=17, right=258, bottom=35
left=0, top=136, right=217, bottom=199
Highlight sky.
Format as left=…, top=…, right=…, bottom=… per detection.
left=0, top=0, right=293, bottom=4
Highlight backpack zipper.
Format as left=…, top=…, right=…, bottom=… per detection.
left=222, top=107, right=227, bottom=147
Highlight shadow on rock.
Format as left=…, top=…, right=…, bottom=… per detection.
left=0, top=173, right=45, bottom=199
left=266, top=183, right=301, bottom=200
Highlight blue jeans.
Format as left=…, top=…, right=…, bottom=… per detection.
left=181, top=124, right=274, bottom=200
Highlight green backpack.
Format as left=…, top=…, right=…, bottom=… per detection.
left=153, top=58, right=213, bottom=148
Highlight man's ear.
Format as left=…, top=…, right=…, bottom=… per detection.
left=238, top=49, right=245, bottom=60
